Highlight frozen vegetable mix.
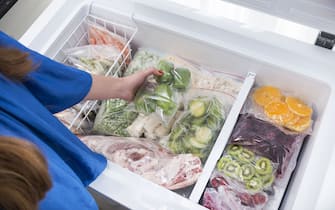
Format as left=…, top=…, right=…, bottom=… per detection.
left=92, top=99, right=138, bottom=136
left=168, top=96, right=226, bottom=161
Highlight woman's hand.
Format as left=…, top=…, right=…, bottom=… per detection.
left=84, top=68, right=162, bottom=101
left=120, top=67, right=162, bottom=101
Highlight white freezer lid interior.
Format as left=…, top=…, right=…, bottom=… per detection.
left=191, top=0, right=335, bottom=35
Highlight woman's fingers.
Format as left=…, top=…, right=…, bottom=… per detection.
left=143, top=67, right=163, bottom=77
left=153, top=70, right=163, bottom=76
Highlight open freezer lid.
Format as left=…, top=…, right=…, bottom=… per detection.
left=217, top=0, right=335, bottom=35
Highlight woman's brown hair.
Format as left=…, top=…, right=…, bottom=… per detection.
left=0, top=136, right=52, bottom=210
left=0, top=47, right=35, bottom=80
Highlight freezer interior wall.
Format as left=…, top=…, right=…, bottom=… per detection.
left=46, top=5, right=331, bottom=208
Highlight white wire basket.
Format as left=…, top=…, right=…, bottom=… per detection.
left=54, top=14, right=138, bottom=135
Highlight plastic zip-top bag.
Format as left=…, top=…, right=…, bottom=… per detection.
left=167, top=91, right=230, bottom=163
left=92, top=99, right=138, bottom=136
left=63, top=45, right=122, bottom=76
left=244, top=85, right=314, bottom=134
left=202, top=170, right=269, bottom=210
left=89, top=49, right=161, bottom=138
left=87, top=20, right=131, bottom=64
left=216, top=144, right=278, bottom=193
left=133, top=56, right=193, bottom=125
left=79, top=135, right=203, bottom=190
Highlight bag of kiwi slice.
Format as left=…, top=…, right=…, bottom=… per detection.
left=216, top=144, right=278, bottom=193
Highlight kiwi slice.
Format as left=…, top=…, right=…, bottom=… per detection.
left=238, top=164, right=256, bottom=181
left=246, top=176, right=263, bottom=192
left=261, top=174, right=275, bottom=188
left=223, top=161, right=240, bottom=178
left=227, top=144, right=242, bottom=158
left=237, top=149, right=255, bottom=163
left=255, top=157, right=273, bottom=175
left=217, top=156, right=232, bottom=171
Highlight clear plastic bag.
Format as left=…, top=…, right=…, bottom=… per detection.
left=79, top=135, right=203, bottom=190
left=243, top=86, right=314, bottom=134
left=123, top=48, right=161, bottom=76
left=167, top=93, right=228, bottom=162
left=216, top=144, right=278, bottom=193
left=132, top=56, right=194, bottom=125
left=62, top=49, right=160, bottom=137
left=202, top=171, right=269, bottom=210
left=228, top=113, right=306, bottom=178
left=87, top=20, right=131, bottom=64
left=133, top=81, right=181, bottom=124
left=126, top=112, right=181, bottom=140
left=64, top=45, right=122, bottom=76
left=92, top=99, right=138, bottom=136
left=163, top=55, right=244, bottom=97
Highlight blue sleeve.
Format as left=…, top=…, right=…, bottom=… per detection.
left=0, top=31, right=92, bottom=113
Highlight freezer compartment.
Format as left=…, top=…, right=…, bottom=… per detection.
left=25, top=1, right=333, bottom=209
left=52, top=5, right=256, bottom=202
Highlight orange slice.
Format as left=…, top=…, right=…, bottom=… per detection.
left=285, top=97, right=313, bottom=117
left=264, top=101, right=294, bottom=125
left=285, top=113, right=301, bottom=126
left=253, top=86, right=282, bottom=107
left=285, top=116, right=311, bottom=132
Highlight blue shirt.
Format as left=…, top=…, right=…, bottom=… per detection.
left=0, top=31, right=107, bottom=210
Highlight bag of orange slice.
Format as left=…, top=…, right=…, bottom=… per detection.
left=247, top=85, right=313, bottom=134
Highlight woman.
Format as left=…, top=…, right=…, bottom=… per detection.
left=0, top=31, right=159, bottom=210
left=0, top=136, right=52, bottom=210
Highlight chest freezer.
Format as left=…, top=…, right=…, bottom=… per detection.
left=19, top=0, right=335, bottom=209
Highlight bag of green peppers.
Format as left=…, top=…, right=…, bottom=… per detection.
left=133, top=59, right=192, bottom=125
